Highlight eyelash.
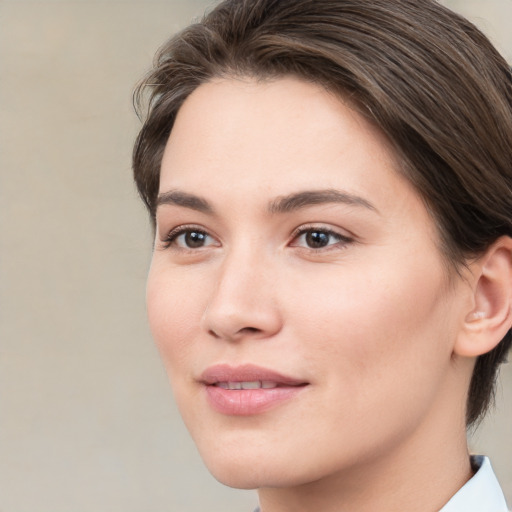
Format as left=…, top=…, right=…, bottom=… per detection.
left=160, top=224, right=354, bottom=252
left=161, top=225, right=217, bottom=250
left=290, top=225, right=354, bottom=251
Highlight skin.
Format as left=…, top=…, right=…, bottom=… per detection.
left=147, top=77, right=480, bottom=512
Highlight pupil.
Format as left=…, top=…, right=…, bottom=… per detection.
left=185, top=231, right=206, bottom=248
left=306, top=231, right=329, bottom=248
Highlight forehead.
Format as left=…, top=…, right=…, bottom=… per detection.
left=161, top=77, right=407, bottom=203
left=158, top=77, right=448, bottom=272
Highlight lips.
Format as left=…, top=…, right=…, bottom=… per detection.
left=200, top=364, right=308, bottom=416
left=215, top=381, right=279, bottom=389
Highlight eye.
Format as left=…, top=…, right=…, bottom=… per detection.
left=163, top=226, right=218, bottom=249
left=291, top=227, right=353, bottom=250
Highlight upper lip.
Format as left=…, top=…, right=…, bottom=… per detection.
left=200, top=364, right=308, bottom=386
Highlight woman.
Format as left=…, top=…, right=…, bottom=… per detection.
left=132, top=0, right=512, bottom=510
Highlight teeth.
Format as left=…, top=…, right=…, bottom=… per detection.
left=241, top=381, right=261, bottom=389
left=215, top=381, right=278, bottom=390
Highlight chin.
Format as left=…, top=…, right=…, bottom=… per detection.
left=204, top=457, right=298, bottom=490
left=194, top=431, right=337, bottom=491
left=196, top=444, right=273, bottom=489
left=191, top=433, right=298, bottom=489
left=209, top=467, right=265, bottom=490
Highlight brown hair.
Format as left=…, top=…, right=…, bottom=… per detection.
left=133, top=0, right=512, bottom=426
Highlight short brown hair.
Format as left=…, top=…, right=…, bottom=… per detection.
left=133, top=0, right=512, bottom=426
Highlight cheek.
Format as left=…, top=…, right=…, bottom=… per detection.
left=269, top=258, right=456, bottom=473
left=287, top=254, right=454, bottom=408
left=146, top=263, right=204, bottom=373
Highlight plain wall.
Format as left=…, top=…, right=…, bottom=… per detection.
left=0, top=1, right=510, bottom=511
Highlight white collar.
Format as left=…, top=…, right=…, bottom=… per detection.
left=440, top=456, right=509, bottom=512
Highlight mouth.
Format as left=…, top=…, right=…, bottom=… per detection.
left=200, top=364, right=309, bottom=416
left=214, top=381, right=284, bottom=389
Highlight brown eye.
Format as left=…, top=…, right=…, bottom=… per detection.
left=291, top=227, right=353, bottom=250
left=164, top=227, right=218, bottom=249
left=305, top=231, right=331, bottom=248
left=184, top=230, right=208, bottom=248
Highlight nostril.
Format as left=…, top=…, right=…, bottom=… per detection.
left=208, top=326, right=260, bottom=339
left=239, top=327, right=261, bottom=334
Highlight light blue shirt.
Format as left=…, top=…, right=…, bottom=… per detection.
left=253, top=456, right=509, bottom=512
left=440, top=456, right=509, bottom=512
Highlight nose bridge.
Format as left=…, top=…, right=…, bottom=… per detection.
left=201, top=239, right=281, bottom=340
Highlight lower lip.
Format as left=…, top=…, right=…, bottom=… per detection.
left=205, top=385, right=306, bottom=416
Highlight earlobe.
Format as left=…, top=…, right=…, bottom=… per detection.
left=455, top=236, right=512, bottom=358
left=464, top=310, right=487, bottom=323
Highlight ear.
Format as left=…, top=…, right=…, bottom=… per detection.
left=455, top=236, right=512, bottom=358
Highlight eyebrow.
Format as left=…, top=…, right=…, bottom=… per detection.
left=157, top=190, right=214, bottom=214
left=156, top=188, right=378, bottom=215
left=268, top=189, right=378, bottom=214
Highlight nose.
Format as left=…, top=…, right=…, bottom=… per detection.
left=200, top=250, right=283, bottom=342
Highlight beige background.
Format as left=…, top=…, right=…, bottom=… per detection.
left=1, top=1, right=511, bottom=511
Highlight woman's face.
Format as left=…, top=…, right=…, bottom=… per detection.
left=147, top=77, right=470, bottom=489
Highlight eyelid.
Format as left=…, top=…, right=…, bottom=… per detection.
left=289, top=223, right=355, bottom=249
left=157, top=222, right=355, bottom=252
left=290, top=223, right=354, bottom=240
left=159, top=224, right=220, bottom=250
